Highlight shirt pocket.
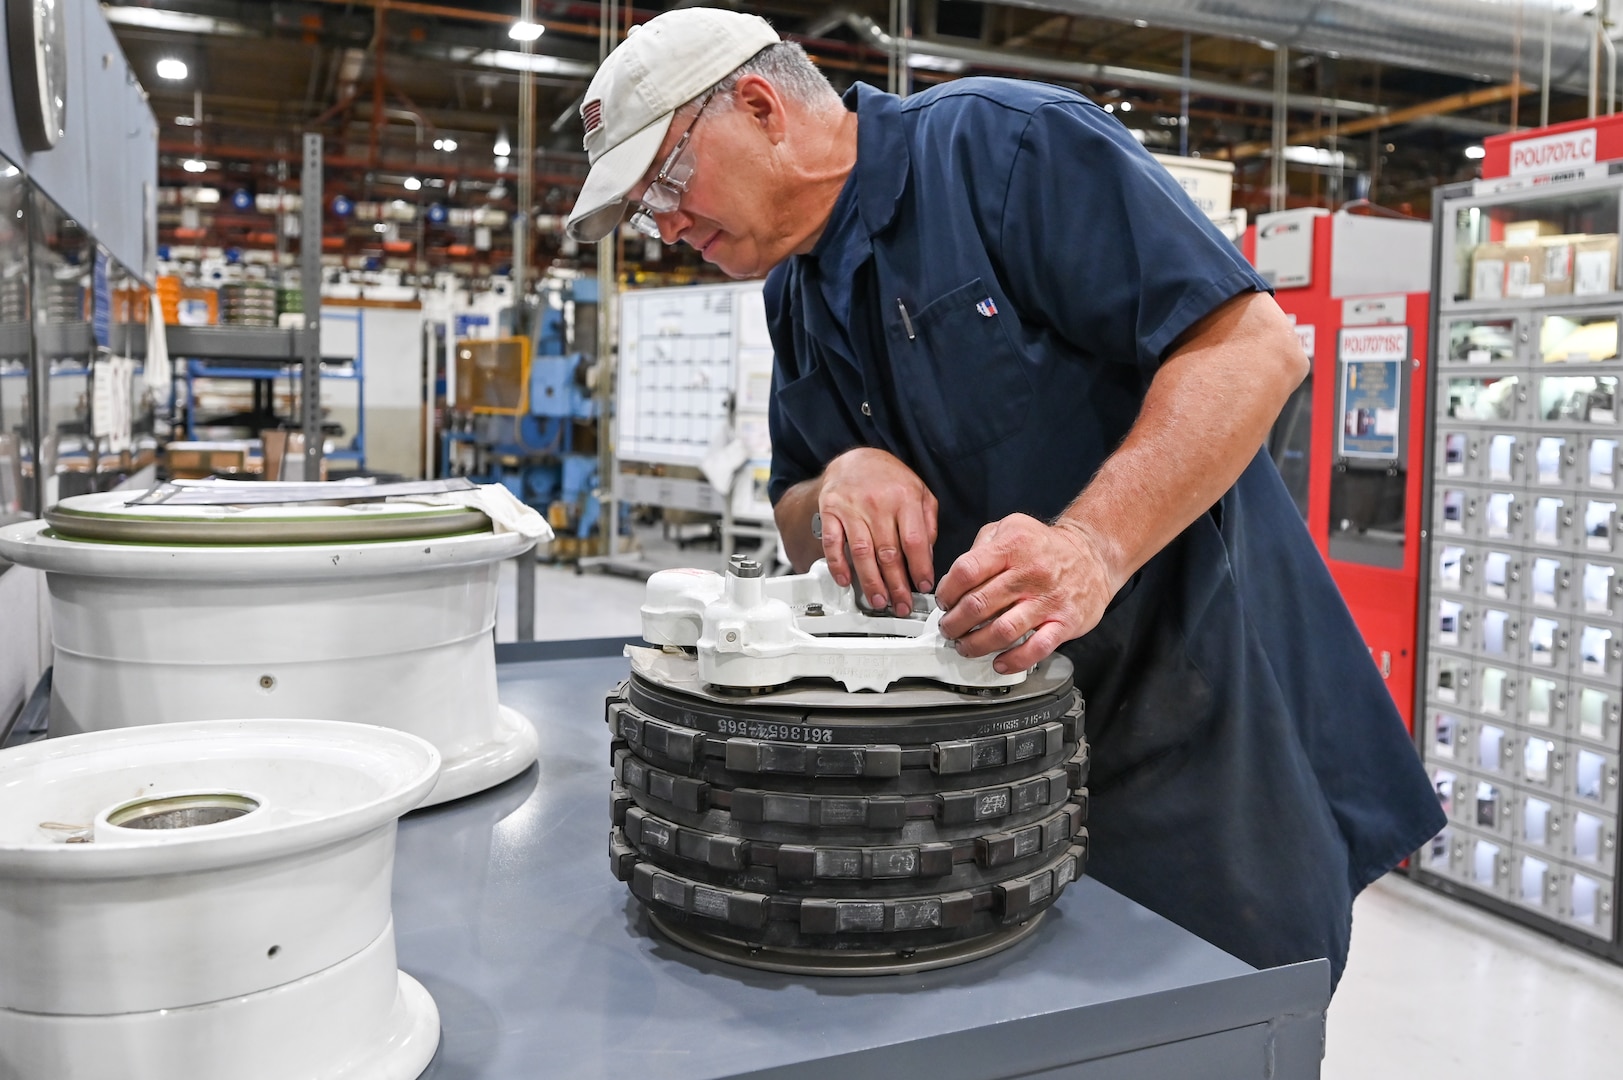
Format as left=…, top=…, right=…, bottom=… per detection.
left=895, top=278, right=1035, bottom=460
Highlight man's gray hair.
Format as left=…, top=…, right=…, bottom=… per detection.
left=685, top=41, right=840, bottom=114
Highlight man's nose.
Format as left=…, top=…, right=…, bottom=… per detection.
left=655, top=208, right=690, bottom=245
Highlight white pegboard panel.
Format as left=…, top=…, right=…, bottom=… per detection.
left=614, top=281, right=767, bottom=468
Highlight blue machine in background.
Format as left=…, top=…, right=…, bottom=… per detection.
left=442, top=279, right=613, bottom=553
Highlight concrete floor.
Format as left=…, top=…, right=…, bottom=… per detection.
left=502, top=553, right=1623, bottom=1076
left=1325, top=874, right=1623, bottom=1077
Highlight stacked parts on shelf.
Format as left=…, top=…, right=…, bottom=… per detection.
left=219, top=282, right=279, bottom=328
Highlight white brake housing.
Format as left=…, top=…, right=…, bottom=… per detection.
left=640, top=557, right=1028, bottom=693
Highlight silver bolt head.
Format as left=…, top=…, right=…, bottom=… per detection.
left=728, top=555, right=763, bottom=578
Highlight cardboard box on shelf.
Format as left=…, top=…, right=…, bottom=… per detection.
left=164, top=441, right=253, bottom=480
left=1574, top=234, right=1620, bottom=296
left=260, top=429, right=328, bottom=481
left=260, top=429, right=290, bottom=481
left=1504, top=219, right=1563, bottom=245
left=1503, top=245, right=1545, bottom=298
left=1472, top=242, right=1508, bottom=300
left=1537, top=235, right=1578, bottom=295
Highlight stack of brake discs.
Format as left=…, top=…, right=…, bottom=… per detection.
left=219, top=282, right=279, bottom=327
left=607, top=654, right=1090, bottom=975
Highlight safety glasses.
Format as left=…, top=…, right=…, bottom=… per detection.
left=626, top=90, right=717, bottom=239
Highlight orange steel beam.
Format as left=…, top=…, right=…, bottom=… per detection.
left=303, top=0, right=610, bottom=39
left=1214, top=82, right=1530, bottom=160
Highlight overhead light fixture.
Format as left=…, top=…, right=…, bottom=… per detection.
left=1464, top=145, right=1487, bottom=160
left=434, top=138, right=457, bottom=152
left=453, top=48, right=588, bottom=76
left=374, top=222, right=389, bottom=233
left=493, top=131, right=511, bottom=157
left=906, top=54, right=967, bottom=73
left=156, top=58, right=188, bottom=81
left=1119, top=101, right=1132, bottom=113
left=175, top=115, right=197, bottom=127
left=508, top=20, right=544, bottom=42
left=404, top=176, right=423, bottom=191
left=1283, top=145, right=1348, bottom=168
left=182, top=158, right=208, bottom=173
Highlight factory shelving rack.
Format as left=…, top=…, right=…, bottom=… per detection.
left=167, top=134, right=345, bottom=472
left=173, top=317, right=365, bottom=469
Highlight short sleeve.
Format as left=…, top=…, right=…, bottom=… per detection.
left=993, top=101, right=1270, bottom=371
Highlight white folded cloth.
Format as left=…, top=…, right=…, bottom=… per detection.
left=390, top=483, right=555, bottom=541
left=144, top=294, right=172, bottom=393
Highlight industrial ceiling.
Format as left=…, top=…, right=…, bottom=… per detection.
left=100, top=0, right=1619, bottom=273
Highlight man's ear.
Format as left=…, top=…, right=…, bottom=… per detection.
left=733, top=73, right=787, bottom=143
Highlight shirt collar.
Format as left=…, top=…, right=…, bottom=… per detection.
left=843, top=82, right=908, bottom=238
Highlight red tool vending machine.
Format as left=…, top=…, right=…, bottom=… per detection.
left=1244, top=208, right=1434, bottom=730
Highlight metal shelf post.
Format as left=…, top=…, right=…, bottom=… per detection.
left=300, top=133, right=323, bottom=480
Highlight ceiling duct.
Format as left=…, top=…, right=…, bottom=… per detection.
left=839, top=13, right=1378, bottom=114
left=837, top=12, right=1510, bottom=136
left=998, top=1, right=1601, bottom=93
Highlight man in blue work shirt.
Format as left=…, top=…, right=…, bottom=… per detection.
left=567, top=8, right=1445, bottom=989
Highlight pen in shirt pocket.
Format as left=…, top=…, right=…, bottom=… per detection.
left=896, top=298, right=915, bottom=340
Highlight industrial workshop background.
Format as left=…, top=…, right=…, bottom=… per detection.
left=0, top=3, right=1622, bottom=1078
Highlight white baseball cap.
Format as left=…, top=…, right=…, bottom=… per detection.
left=565, top=9, right=780, bottom=242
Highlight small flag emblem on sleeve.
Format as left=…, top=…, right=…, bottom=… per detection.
left=976, top=297, right=998, bottom=317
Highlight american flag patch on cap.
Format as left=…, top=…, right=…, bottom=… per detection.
left=582, top=99, right=604, bottom=137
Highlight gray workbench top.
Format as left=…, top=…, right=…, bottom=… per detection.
left=393, top=650, right=1330, bottom=1079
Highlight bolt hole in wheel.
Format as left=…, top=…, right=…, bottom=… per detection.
left=259, top=674, right=276, bottom=691
left=267, top=945, right=281, bottom=958
left=106, top=792, right=261, bottom=831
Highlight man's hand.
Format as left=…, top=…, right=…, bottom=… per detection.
left=935, top=515, right=1119, bottom=673
left=932, top=290, right=1302, bottom=674
left=817, top=448, right=938, bottom=616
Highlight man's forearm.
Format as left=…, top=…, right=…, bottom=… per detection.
left=774, top=475, right=824, bottom=572
left=1054, top=291, right=1308, bottom=593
